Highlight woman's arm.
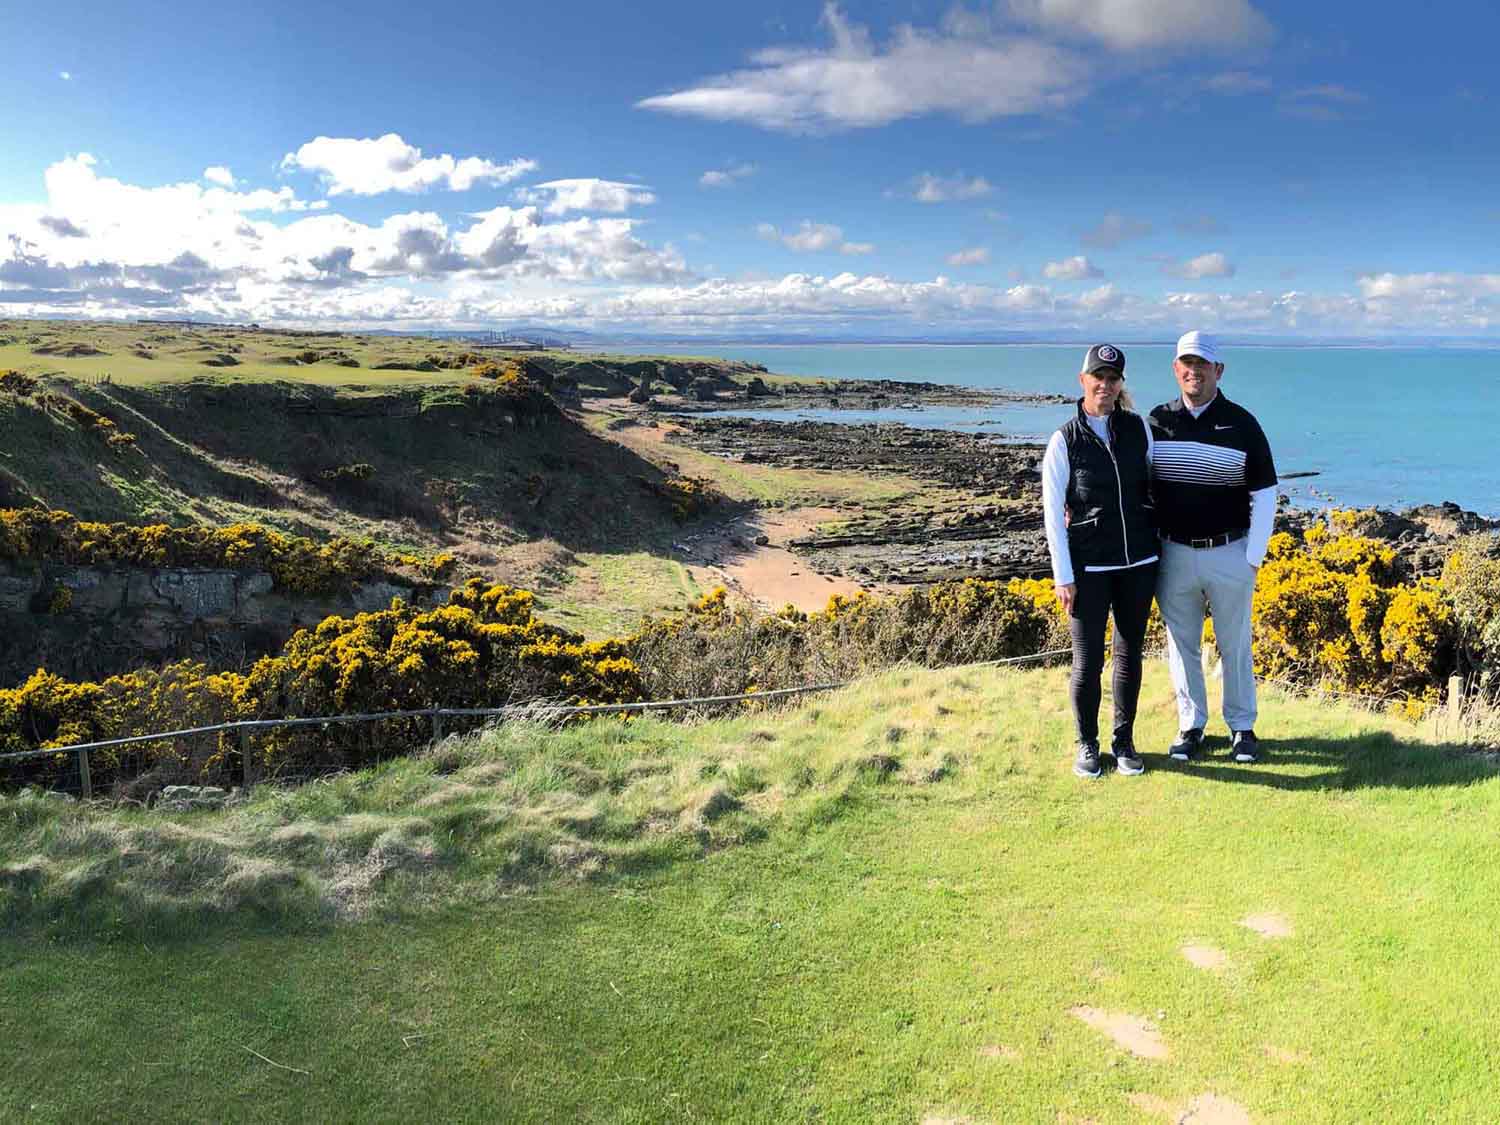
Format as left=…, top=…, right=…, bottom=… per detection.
left=1041, top=432, right=1074, bottom=603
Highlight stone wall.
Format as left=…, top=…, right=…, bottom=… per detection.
left=0, top=561, right=436, bottom=685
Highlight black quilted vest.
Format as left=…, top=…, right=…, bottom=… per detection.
left=1060, top=401, right=1158, bottom=569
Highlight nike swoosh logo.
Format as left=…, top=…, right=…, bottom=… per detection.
left=1213, top=424, right=1234, bottom=430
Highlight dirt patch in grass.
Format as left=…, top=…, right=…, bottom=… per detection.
left=1179, top=1093, right=1253, bottom=1124
left=1262, top=1044, right=1310, bottom=1064
left=1240, top=911, right=1294, bottom=938
left=1127, top=1092, right=1252, bottom=1123
left=977, top=1043, right=1020, bottom=1061
left=1068, top=1006, right=1169, bottom=1059
left=1125, top=1093, right=1179, bottom=1117
left=1181, top=943, right=1229, bottom=971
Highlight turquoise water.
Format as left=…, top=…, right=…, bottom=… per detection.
left=607, top=343, right=1500, bottom=516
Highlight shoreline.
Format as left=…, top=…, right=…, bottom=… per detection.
left=620, top=394, right=1500, bottom=604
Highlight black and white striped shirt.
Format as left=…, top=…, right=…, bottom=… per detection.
left=1148, top=392, right=1278, bottom=541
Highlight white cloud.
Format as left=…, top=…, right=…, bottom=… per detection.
left=1358, top=272, right=1500, bottom=300
left=1005, top=0, right=1272, bottom=50
left=1290, top=83, right=1366, bottom=104
left=0, top=154, right=690, bottom=320
left=280, top=134, right=538, bottom=196
left=757, top=220, right=874, bottom=255
left=1166, top=251, right=1235, bottom=278
left=1078, top=282, right=1123, bottom=311
left=1280, top=84, right=1366, bottom=121
left=946, top=247, right=991, bottom=267
left=203, top=166, right=235, bottom=188
left=638, top=4, right=1087, bottom=132
left=1080, top=211, right=1151, bottom=248
left=598, top=272, right=1056, bottom=324
left=1204, top=71, right=1272, bottom=95
left=911, top=172, right=993, bottom=203
left=1043, top=255, right=1102, bottom=280
left=700, top=162, right=757, bottom=187
left=513, top=178, right=657, bottom=216
left=59, top=71, right=72, bottom=81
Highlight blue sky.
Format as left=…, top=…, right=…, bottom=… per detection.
left=3, top=0, right=1498, bottom=338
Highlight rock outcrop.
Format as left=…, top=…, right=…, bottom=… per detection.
left=1, top=560, right=437, bottom=685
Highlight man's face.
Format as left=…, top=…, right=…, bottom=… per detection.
left=1173, top=354, right=1223, bottom=403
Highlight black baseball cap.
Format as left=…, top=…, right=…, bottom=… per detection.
left=1082, top=343, right=1126, bottom=375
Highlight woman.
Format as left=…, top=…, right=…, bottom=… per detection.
left=1041, top=344, right=1159, bottom=778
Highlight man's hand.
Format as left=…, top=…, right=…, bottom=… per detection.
left=1056, top=583, right=1076, bottom=615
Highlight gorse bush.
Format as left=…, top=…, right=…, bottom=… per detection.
left=0, top=508, right=454, bottom=593
left=1, top=578, right=643, bottom=792
left=1252, top=521, right=1455, bottom=707
left=0, top=577, right=1048, bottom=793
left=627, top=579, right=1050, bottom=701
left=0, top=369, right=39, bottom=396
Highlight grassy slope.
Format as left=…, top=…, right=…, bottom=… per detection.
left=2, top=319, right=911, bottom=637
left=3, top=662, right=1497, bottom=1123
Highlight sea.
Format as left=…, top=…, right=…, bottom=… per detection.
left=598, top=343, right=1500, bottom=517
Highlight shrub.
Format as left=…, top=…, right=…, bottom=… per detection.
left=0, top=508, right=449, bottom=596
left=0, top=578, right=644, bottom=791
left=0, top=370, right=38, bottom=396
left=1441, top=535, right=1500, bottom=678
left=626, top=579, right=1049, bottom=701
left=1252, top=520, right=1456, bottom=698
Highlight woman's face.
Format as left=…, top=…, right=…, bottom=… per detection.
left=1078, top=368, right=1123, bottom=414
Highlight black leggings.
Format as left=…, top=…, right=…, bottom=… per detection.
left=1068, top=562, right=1158, bottom=746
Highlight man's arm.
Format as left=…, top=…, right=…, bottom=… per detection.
left=1246, top=486, right=1277, bottom=567
left=1244, top=413, right=1278, bottom=567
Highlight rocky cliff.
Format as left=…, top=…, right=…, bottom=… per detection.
left=0, top=560, right=436, bottom=684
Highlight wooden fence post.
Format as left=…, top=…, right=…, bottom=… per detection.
left=1447, top=674, right=1464, bottom=723
left=78, top=748, right=92, bottom=800
left=240, top=727, right=254, bottom=790
left=431, top=710, right=443, bottom=743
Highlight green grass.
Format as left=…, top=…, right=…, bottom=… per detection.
left=3, top=662, right=1498, bottom=1122
left=536, top=549, right=704, bottom=635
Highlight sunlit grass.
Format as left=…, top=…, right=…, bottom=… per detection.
left=3, top=661, right=1498, bottom=1121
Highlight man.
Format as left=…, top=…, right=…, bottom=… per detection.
left=1149, top=331, right=1278, bottom=764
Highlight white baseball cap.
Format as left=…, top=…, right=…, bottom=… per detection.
left=1175, top=330, right=1221, bottom=364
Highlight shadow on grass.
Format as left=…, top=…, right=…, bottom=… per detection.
left=1151, top=731, right=1498, bottom=791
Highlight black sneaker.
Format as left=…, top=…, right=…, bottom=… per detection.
left=1168, top=728, right=1204, bottom=761
left=1231, top=729, right=1260, bottom=763
left=1073, top=741, right=1102, bottom=779
left=1114, top=742, right=1145, bottom=776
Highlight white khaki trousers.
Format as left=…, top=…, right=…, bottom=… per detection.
left=1156, top=539, right=1258, bottom=732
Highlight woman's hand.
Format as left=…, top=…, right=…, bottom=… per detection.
left=1056, top=582, right=1076, bottom=615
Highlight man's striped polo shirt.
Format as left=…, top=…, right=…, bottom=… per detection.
left=1148, top=392, right=1278, bottom=540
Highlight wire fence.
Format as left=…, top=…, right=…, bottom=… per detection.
left=2, top=644, right=1447, bottom=801
left=0, top=647, right=1080, bottom=799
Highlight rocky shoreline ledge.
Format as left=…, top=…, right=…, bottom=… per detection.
left=644, top=370, right=1070, bottom=413
left=663, top=413, right=1499, bottom=588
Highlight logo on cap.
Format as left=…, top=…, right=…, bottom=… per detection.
left=1097, top=345, right=1118, bottom=363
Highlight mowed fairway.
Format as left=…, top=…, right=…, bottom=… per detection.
left=3, top=662, right=1497, bottom=1123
